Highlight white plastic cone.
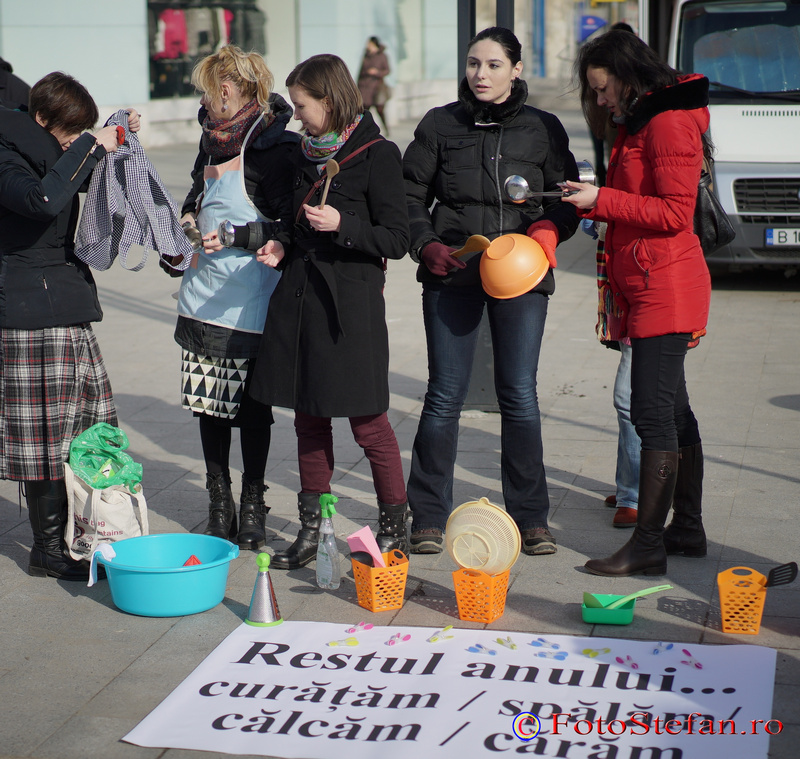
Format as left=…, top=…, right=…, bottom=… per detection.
left=245, top=552, right=282, bottom=626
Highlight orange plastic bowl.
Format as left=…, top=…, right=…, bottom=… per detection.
left=479, top=234, right=549, bottom=299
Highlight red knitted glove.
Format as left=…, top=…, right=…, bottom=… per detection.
left=420, top=242, right=467, bottom=277
left=526, top=220, right=559, bottom=269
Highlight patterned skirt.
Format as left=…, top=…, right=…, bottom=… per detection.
left=0, top=325, right=117, bottom=481
left=180, top=350, right=272, bottom=427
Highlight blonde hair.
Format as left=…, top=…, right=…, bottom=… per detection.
left=191, top=45, right=274, bottom=110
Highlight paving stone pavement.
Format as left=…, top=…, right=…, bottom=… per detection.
left=0, top=111, right=798, bottom=759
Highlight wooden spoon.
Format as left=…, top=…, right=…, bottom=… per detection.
left=319, top=158, right=340, bottom=209
left=451, top=234, right=492, bottom=259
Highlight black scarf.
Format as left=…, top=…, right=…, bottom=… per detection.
left=458, top=77, right=529, bottom=125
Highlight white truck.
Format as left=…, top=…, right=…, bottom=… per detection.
left=641, top=0, right=800, bottom=273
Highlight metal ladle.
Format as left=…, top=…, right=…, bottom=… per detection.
left=504, top=159, right=596, bottom=204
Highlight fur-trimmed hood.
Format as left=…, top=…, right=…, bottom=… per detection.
left=626, top=73, right=709, bottom=135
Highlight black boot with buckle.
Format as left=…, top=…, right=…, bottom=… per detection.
left=376, top=500, right=409, bottom=555
left=237, top=475, right=269, bottom=551
left=271, top=492, right=323, bottom=570
left=203, top=471, right=237, bottom=541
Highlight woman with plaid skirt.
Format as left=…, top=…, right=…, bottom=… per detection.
left=0, top=73, right=141, bottom=580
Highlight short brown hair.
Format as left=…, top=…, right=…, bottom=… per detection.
left=286, top=54, right=362, bottom=135
left=29, top=72, right=98, bottom=133
left=192, top=45, right=273, bottom=111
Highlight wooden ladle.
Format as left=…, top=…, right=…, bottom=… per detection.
left=319, top=158, right=340, bottom=208
left=451, top=234, right=492, bottom=259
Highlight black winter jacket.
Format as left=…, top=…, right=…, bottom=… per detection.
left=403, top=79, right=579, bottom=293
left=0, top=107, right=108, bottom=329
left=250, top=110, right=409, bottom=418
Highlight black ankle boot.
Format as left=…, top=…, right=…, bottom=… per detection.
left=237, top=475, right=269, bottom=551
left=272, top=492, right=322, bottom=570
left=585, top=451, right=679, bottom=577
left=376, top=500, right=408, bottom=554
left=26, top=479, right=91, bottom=581
left=664, top=443, right=707, bottom=557
left=203, top=472, right=237, bottom=541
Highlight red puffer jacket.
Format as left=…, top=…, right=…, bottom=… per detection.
left=582, top=74, right=711, bottom=339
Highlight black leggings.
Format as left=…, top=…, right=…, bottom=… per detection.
left=198, top=414, right=271, bottom=481
left=630, top=334, right=701, bottom=452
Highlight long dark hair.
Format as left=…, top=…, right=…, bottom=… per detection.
left=468, top=26, right=522, bottom=66
left=576, top=30, right=676, bottom=138
left=575, top=29, right=713, bottom=161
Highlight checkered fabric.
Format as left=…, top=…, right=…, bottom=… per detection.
left=74, top=110, right=193, bottom=273
left=0, top=325, right=117, bottom=481
left=180, top=350, right=248, bottom=420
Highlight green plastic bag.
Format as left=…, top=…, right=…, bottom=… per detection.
left=69, top=423, right=143, bottom=490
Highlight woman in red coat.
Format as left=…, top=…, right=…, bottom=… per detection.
left=564, top=30, right=712, bottom=576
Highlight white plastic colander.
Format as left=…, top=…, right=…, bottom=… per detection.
left=446, top=498, right=521, bottom=575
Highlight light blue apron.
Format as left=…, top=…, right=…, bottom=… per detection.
left=178, top=116, right=280, bottom=333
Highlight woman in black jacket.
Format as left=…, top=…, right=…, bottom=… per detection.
left=0, top=72, right=139, bottom=580
left=248, top=54, right=410, bottom=569
left=403, top=27, right=579, bottom=555
left=171, top=46, right=298, bottom=551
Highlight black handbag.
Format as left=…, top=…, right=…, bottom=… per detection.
left=694, top=170, right=736, bottom=255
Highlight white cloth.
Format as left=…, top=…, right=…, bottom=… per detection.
left=75, top=110, right=193, bottom=272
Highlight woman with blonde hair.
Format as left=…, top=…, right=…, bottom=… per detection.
left=170, top=45, right=298, bottom=550
left=248, top=54, right=410, bottom=569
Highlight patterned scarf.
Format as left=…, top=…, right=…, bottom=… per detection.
left=201, top=98, right=274, bottom=158
left=300, top=114, right=363, bottom=163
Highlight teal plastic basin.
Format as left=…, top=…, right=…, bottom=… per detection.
left=98, top=533, right=239, bottom=617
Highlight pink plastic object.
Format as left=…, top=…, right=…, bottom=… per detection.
left=346, top=525, right=386, bottom=568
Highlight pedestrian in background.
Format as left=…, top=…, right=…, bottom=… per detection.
left=0, top=72, right=139, bottom=580
left=249, top=53, right=410, bottom=569
left=402, top=26, right=579, bottom=556
left=565, top=29, right=711, bottom=576
left=172, top=45, right=298, bottom=551
left=357, top=36, right=391, bottom=135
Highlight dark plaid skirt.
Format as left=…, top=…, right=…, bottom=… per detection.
left=0, top=325, right=117, bottom=481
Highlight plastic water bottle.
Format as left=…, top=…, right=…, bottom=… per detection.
left=316, top=494, right=340, bottom=590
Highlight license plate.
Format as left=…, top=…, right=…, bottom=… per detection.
left=765, top=228, right=800, bottom=246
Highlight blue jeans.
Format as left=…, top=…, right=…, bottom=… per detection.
left=613, top=342, right=640, bottom=510
left=407, top=283, right=550, bottom=532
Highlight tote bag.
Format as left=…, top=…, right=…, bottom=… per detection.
left=64, top=463, right=149, bottom=561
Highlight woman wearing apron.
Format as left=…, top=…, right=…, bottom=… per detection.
left=172, top=46, right=298, bottom=550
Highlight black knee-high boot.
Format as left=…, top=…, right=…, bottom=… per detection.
left=584, top=451, right=679, bottom=577
left=664, top=443, right=706, bottom=557
left=271, top=493, right=322, bottom=570
left=26, top=479, right=90, bottom=581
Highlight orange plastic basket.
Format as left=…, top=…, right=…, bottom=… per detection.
left=452, top=568, right=510, bottom=623
left=717, top=566, right=767, bottom=635
left=352, top=550, right=409, bottom=612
